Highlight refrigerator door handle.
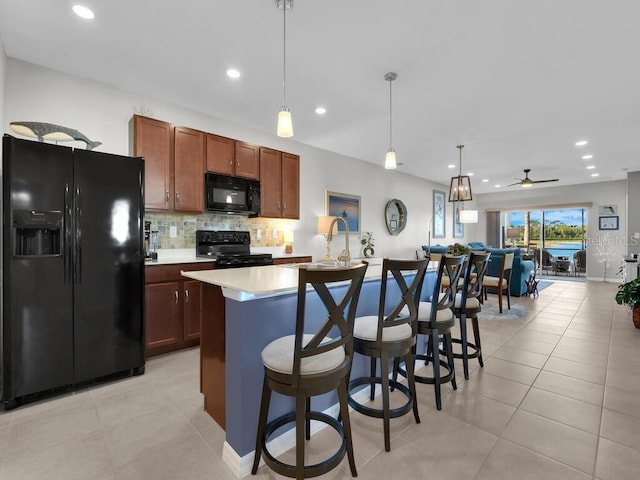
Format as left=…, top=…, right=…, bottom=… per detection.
left=74, top=184, right=82, bottom=284
left=64, top=183, right=72, bottom=283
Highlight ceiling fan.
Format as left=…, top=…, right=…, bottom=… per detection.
left=508, top=169, right=559, bottom=187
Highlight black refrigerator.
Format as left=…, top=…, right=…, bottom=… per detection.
left=1, top=134, right=145, bottom=409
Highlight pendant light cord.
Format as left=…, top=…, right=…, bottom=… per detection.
left=282, top=2, right=287, bottom=106
left=389, top=77, right=393, bottom=149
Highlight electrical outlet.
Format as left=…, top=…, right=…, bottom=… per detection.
left=256, top=229, right=262, bottom=240
left=272, top=229, right=278, bottom=239
left=170, top=226, right=177, bottom=238
left=635, top=232, right=640, bottom=239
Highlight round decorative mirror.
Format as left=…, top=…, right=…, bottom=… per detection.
left=384, top=199, right=407, bottom=235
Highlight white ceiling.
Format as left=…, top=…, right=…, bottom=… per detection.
left=1, top=0, right=639, bottom=194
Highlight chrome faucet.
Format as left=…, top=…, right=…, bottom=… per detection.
left=326, top=216, right=351, bottom=266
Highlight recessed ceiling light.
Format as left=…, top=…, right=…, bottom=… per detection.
left=582, top=154, right=593, bottom=160
left=575, top=140, right=588, bottom=147
left=494, top=184, right=501, bottom=188
left=586, top=165, right=596, bottom=170
left=467, top=172, right=474, bottom=176
left=482, top=179, right=489, bottom=183
left=447, top=164, right=456, bottom=169
left=315, top=106, right=326, bottom=115
left=72, top=5, right=95, bottom=19
left=591, top=173, right=600, bottom=177
left=226, top=69, right=241, bottom=79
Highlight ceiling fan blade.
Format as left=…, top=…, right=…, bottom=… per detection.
left=532, top=179, right=559, bottom=183
left=507, top=181, right=522, bottom=187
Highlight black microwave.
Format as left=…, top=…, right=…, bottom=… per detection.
left=205, top=173, right=261, bottom=215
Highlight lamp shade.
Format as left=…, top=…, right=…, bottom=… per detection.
left=277, top=108, right=293, bottom=137
left=506, top=227, right=520, bottom=239
left=384, top=149, right=397, bottom=169
left=283, top=231, right=294, bottom=243
left=317, top=216, right=338, bottom=235
left=459, top=209, right=478, bottom=224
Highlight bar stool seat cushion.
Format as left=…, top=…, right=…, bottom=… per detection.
left=400, top=301, right=454, bottom=322
left=354, top=316, right=412, bottom=342
left=454, top=294, right=481, bottom=309
left=261, top=334, right=344, bottom=375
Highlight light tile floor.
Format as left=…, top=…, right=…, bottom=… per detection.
left=1, top=280, right=639, bottom=479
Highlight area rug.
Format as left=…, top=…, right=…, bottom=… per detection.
left=478, top=301, right=530, bottom=320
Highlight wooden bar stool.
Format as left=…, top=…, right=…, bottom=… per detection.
left=346, top=258, right=429, bottom=452
left=396, top=255, right=465, bottom=410
left=450, top=251, right=491, bottom=380
left=251, top=262, right=368, bottom=479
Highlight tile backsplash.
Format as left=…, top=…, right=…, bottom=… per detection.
left=145, top=212, right=296, bottom=249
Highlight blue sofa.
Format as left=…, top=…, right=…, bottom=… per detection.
left=422, top=245, right=534, bottom=297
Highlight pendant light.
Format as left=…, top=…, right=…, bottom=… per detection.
left=384, top=72, right=397, bottom=169
left=276, top=0, right=293, bottom=137
left=448, top=145, right=473, bottom=201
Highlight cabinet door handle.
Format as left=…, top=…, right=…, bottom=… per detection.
left=283, top=201, right=287, bottom=211
left=175, top=192, right=180, bottom=202
left=175, top=291, right=179, bottom=304
left=166, top=191, right=170, bottom=203
left=185, top=289, right=189, bottom=303
left=236, top=160, right=240, bottom=168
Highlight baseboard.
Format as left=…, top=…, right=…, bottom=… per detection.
left=222, top=384, right=381, bottom=478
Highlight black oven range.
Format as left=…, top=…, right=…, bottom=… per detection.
left=195, top=230, right=273, bottom=269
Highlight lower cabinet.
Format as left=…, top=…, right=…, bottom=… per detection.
left=145, top=262, right=214, bottom=357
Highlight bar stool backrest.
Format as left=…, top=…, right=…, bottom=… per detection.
left=460, top=252, right=492, bottom=305
left=432, top=255, right=466, bottom=318
left=291, top=262, right=368, bottom=386
left=375, top=258, right=430, bottom=343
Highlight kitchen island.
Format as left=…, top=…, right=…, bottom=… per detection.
left=182, top=263, right=434, bottom=476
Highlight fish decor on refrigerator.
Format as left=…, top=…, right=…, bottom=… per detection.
left=1, top=135, right=145, bottom=409
left=9, top=121, right=102, bottom=150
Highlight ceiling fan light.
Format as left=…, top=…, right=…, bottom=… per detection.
left=521, top=182, right=533, bottom=187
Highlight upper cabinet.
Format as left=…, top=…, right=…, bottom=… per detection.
left=174, top=126, right=205, bottom=212
left=260, top=148, right=299, bottom=219
left=206, top=135, right=259, bottom=180
left=133, top=115, right=298, bottom=217
left=133, top=115, right=204, bottom=213
left=133, top=115, right=172, bottom=211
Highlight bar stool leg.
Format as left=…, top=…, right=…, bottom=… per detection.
left=380, top=353, right=391, bottom=452
left=430, top=330, right=442, bottom=410
left=472, top=316, right=484, bottom=367
left=296, top=393, right=306, bottom=480
left=370, top=357, right=377, bottom=401
left=443, top=333, right=457, bottom=390
left=459, top=313, right=470, bottom=380
left=404, top=351, right=421, bottom=424
left=252, top=377, right=271, bottom=474
left=337, top=379, right=357, bottom=477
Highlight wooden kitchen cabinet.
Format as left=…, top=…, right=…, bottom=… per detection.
left=144, top=262, right=213, bottom=357
left=206, top=136, right=259, bottom=180
left=259, top=148, right=300, bottom=219
left=133, top=116, right=205, bottom=212
left=206, top=134, right=234, bottom=175
left=174, top=126, right=205, bottom=212
left=132, top=115, right=172, bottom=211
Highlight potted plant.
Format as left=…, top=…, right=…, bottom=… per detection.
left=361, top=232, right=375, bottom=258
left=447, top=243, right=470, bottom=256
left=615, top=277, right=640, bottom=329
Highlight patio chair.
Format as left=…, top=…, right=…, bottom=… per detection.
left=573, top=249, right=586, bottom=276
left=541, top=249, right=556, bottom=275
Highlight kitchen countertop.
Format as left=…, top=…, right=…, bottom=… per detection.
left=144, top=248, right=313, bottom=266
left=182, top=260, right=392, bottom=301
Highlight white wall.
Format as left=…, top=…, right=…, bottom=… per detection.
left=4, top=58, right=479, bottom=260
left=477, top=181, right=628, bottom=281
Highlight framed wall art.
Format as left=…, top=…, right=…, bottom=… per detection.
left=598, top=215, right=619, bottom=230
left=325, top=190, right=361, bottom=235
left=432, top=190, right=446, bottom=238
left=453, top=202, right=464, bottom=238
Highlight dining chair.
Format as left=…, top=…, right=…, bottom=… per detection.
left=483, top=252, right=514, bottom=313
